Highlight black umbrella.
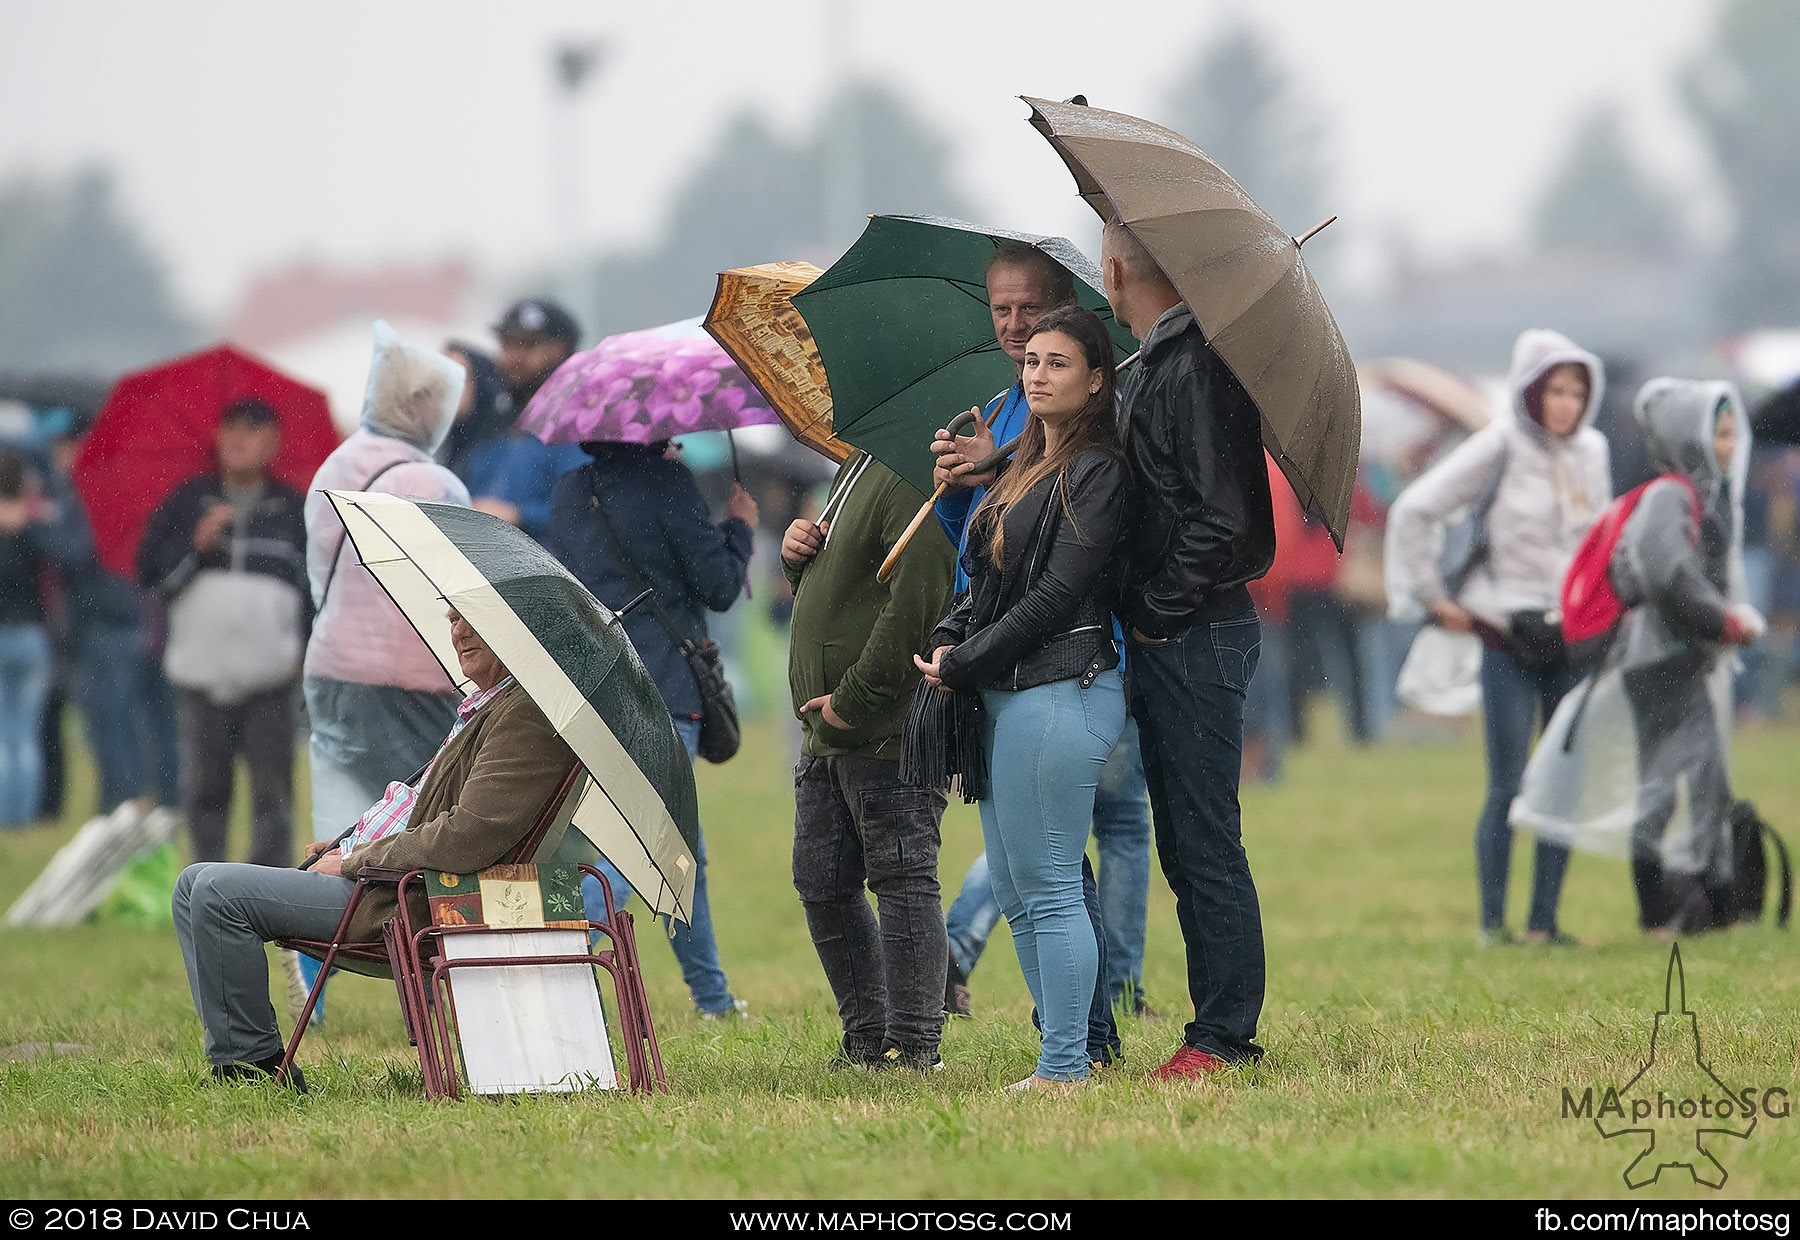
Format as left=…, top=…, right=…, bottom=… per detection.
left=1751, top=380, right=1800, bottom=447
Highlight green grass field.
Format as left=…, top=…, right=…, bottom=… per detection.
left=2, top=689, right=1795, bottom=1201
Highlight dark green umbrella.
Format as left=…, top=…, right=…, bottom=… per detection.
left=325, top=490, right=701, bottom=923
left=791, top=214, right=1135, bottom=496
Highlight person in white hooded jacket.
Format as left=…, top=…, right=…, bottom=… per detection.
left=291, top=321, right=471, bottom=1019
left=1386, top=329, right=1611, bottom=946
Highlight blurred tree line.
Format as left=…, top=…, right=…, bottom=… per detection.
left=0, top=169, right=195, bottom=376
left=557, top=33, right=1340, bottom=338
left=565, top=81, right=978, bottom=338
left=0, top=0, right=1793, bottom=388
left=1529, top=0, right=1798, bottom=330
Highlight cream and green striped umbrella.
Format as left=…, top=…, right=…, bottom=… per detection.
left=325, top=490, right=699, bottom=923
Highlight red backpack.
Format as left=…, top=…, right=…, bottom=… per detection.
left=1560, top=473, right=1701, bottom=647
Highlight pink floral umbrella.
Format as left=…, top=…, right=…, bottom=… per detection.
left=518, top=316, right=779, bottom=446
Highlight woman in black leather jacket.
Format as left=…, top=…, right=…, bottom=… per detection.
left=914, top=305, right=1128, bottom=1091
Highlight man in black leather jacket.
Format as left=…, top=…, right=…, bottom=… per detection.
left=1099, top=216, right=1275, bottom=1080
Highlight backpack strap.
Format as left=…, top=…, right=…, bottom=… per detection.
left=317, top=458, right=412, bottom=613
left=1763, top=819, right=1793, bottom=930
left=1445, top=438, right=1511, bottom=599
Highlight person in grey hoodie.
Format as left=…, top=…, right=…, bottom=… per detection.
left=1608, top=381, right=1760, bottom=933
left=1387, top=329, right=1612, bottom=946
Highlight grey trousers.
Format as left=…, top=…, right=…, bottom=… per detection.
left=172, top=862, right=355, bottom=1066
left=792, top=754, right=948, bottom=1058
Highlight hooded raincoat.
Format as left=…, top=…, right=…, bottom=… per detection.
left=1511, top=380, right=1753, bottom=926
left=302, top=322, right=472, bottom=845
left=1386, top=329, right=1612, bottom=631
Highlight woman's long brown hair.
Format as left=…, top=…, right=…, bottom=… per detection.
left=973, top=304, right=1119, bottom=567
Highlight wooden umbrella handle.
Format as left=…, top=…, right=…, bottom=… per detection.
left=873, top=350, right=1138, bottom=586
left=876, top=484, right=946, bottom=584
left=877, top=430, right=1023, bottom=583
left=876, top=400, right=1032, bottom=585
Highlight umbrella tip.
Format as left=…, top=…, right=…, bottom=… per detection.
left=1293, top=215, right=1338, bottom=248
left=616, top=587, right=657, bottom=620
left=1066, top=94, right=1088, bottom=106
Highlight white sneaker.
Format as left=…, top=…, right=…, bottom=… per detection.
left=698, top=998, right=750, bottom=1021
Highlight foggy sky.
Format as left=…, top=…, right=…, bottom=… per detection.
left=0, top=0, right=1719, bottom=322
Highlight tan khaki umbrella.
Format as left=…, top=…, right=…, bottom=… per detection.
left=1022, top=95, right=1362, bottom=547
left=703, top=261, right=852, bottom=464
left=1359, top=356, right=1491, bottom=435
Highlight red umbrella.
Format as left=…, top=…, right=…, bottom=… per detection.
left=72, top=343, right=341, bottom=578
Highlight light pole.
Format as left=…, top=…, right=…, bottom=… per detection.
left=821, top=0, right=858, bottom=257
left=551, top=39, right=607, bottom=327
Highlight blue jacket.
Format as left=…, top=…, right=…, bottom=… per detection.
left=461, top=431, right=587, bottom=547
left=545, top=443, right=753, bottom=720
left=933, top=383, right=1028, bottom=593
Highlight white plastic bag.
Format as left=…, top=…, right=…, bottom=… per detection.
left=163, top=569, right=304, bottom=705
left=1395, top=625, right=1482, bottom=716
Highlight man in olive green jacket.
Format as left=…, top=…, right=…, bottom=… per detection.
left=782, top=450, right=956, bottom=1070
left=172, top=611, right=577, bottom=1090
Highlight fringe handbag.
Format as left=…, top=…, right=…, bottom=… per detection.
left=587, top=482, right=741, bottom=764
left=899, top=677, right=989, bottom=803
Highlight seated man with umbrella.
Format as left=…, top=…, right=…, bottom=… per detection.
left=172, top=489, right=703, bottom=1092
left=172, top=607, right=575, bottom=1093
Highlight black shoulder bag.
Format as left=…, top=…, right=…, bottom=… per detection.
left=585, top=477, right=741, bottom=764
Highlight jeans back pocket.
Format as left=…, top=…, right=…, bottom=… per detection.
left=1209, top=613, right=1261, bottom=694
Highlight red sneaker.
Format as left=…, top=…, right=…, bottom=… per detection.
left=1150, top=1045, right=1228, bottom=1082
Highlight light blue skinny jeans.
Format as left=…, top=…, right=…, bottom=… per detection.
left=978, top=670, right=1127, bottom=1081
left=947, top=716, right=1151, bottom=1004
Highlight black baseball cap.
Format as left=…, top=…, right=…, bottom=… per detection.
left=220, top=396, right=280, bottom=428
left=492, top=298, right=581, bottom=348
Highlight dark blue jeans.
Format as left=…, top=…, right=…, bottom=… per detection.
left=1476, top=647, right=1581, bottom=934
left=74, top=623, right=180, bottom=813
left=582, top=718, right=738, bottom=1014
left=1127, top=610, right=1265, bottom=1064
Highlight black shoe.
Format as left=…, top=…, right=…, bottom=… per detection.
left=1112, top=982, right=1160, bottom=1020
left=827, top=1040, right=885, bottom=1071
left=212, top=1054, right=307, bottom=1094
left=877, top=1046, right=945, bottom=1073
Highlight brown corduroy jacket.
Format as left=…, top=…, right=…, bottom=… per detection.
left=338, top=680, right=577, bottom=941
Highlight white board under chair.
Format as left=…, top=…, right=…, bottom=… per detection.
left=442, top=929, right=618, bottom=1093
left=427, top=865, right=617, bottom=1094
